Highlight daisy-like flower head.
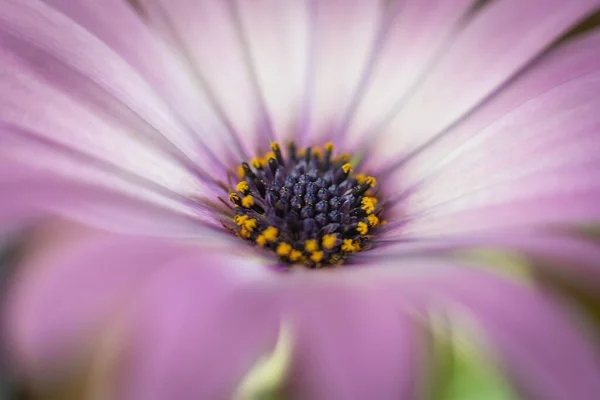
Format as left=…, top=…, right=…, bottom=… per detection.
left=2, top=0, right=600, bottom=399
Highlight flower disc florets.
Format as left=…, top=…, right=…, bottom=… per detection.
left=228, top=142, right=383, bottom=268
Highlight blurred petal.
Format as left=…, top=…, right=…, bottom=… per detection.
left=4, top=235, right=192, bottom=375
left=116, top=256, right=280, bottom=400
left=285, top=280, right=418, bottom=399
left=375, top=264, right=600, bottom=400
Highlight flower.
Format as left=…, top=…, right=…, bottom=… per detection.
left=2, top=0, right=600, bottom=398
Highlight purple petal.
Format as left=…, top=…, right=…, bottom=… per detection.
left=116, top=255, right=281, bottom=400
left=4, top=235, right=193, bottom=375
left=397, top=68, right=600, bottom=236
left=368, top=0, right=600, bottom=164
left=0, top=0, right=227, bottom=187
left=400, top=29, right=600, bottom=189
left=372, top=263, right=600, bottom=399
left=0, top=161, right=223, bottom=237
left=39, top=0, right=243, bottom=163
left=345, top=0, right=476, bottom=145
left=130, top=0, right=278, bottom=152
left=284, top=280, right=418, bottom=399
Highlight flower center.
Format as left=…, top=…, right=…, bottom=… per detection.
left=228, top=142, right=382, bottom=268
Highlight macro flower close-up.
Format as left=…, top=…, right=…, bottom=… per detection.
left=1, top=0, right=600, bottom=398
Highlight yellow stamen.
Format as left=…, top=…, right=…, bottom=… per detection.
left=243, top=219, right=257, bottom=231
left=312, top=147, right=322, bottom=159
left=229, top=193, right=240, bottom=203
left=357, top=222, right=368, bottom=235
left=324, top=142, right=334, bottom=152
left=251, top=158, right=262, bottom=169
left=276, top=243, right=292, bottom=257
left=262, top=227, right=279, bottom=242
left=337, top=154, right=350, bottom=163
left=240, top=228, right=252, bottom=239
left=310, top=251, right=324, bottom=263
left=322, top=234, right=337, bottom=250
left=361, top=197, right=376, bottom=214
left=237, top=165, right=245, bottom=178
left=289, top=250, right=303, bottom=262
left=241, top=195, right=255, bottom=208
left=270, top=142, right=280, bottom=151
left=364, top=176, right=377, bottom=187
left=234, top=215, right=248, bottom=225
left=304, top=239, right=318, bottom=252
left=342, top=239, right=360, bottom=253
left=355, top=174, right=367, bottom=184
left=367, top=215, right=380, bottom=227
left=341, top=163, right=353, bottom=174
left=256, top=235, right=267, bottom=247
left=236, top=181, right=249, bottom=193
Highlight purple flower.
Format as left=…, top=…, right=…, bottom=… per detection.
left=2, top=0, right=600, bottom=398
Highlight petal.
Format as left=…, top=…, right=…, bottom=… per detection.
left=345, top=0, right=476, bottom=143
left=364, top=0, right=600, bottom=163
left=0, top=157, right=222, bottom=237
left=0, top=0, right=225, bottom=189
left=300, top=0, right=382, bottom=146
left=131, top=0, right=276, bottom=152
left=368, top=231, right=600, bottom=292
left=4, top=235, right=193, bottom=375
left=39, top=0, right=247, bottom=163
left=398, top=29, right=600, bottom=191
left=284, top=279, right=419, bottom=399
left=116, top=255, right=281, bottom=400
left=372, top=263, right=600, bottom=399
left=397, top=68, right=600, bottom=237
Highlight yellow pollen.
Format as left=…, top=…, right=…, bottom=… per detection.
left=361, top=197, right=377, bottom=214
left=241, top=195, right=255, bottom=208
left=364, top=176, right=377, bottom=187
left=357, top=222, right=368, bottom=235
left=270, top=142, right=280, bottom=151
left=342, top=239, right=360, bottom=253
left=251, top=158, right=263, bottom=169
left=262, top=227, right=279, bottom=242
left=277, top=242, right=292, bottom=257
left=341, top=163, right=353, bottom=174
left=304, top=239, right=318, bottom=252
left=324, top=142, right=334, bottom=152
left=338, top=154, right=350, bottom=162
left=237, top=165, right=245, bottom=178
left=289, top=250, right=303, bottom=262
left=310, top=251, right=324, bottom=263
left=256, top=235, right=267, bottom=247
left=234, top=215, right=248, bottom=226
left=263, top=152, right=276, bottom=165
left=229, top=192, right=240, bottom=203
left=355, top=174, right=367, bottom=184
left=322, top=234, right=337, bottom=250
left=236, top=181, right=249, bottom=193
left=312, top=147, right=322, bottom=159
left=243, top=219, right=257, bottom=231
left=239, top=228, right=252, bottom=239
left=367, top=215, right=380, bottom=227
